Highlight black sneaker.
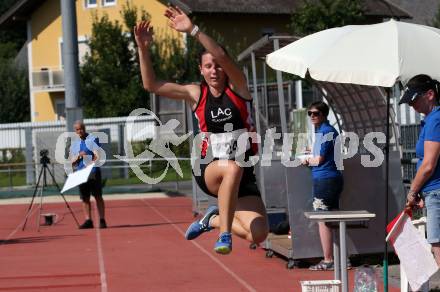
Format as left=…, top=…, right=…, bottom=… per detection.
left=79, top=219, right=94, bottom=229
left=99, top=219, right=107, bottom=229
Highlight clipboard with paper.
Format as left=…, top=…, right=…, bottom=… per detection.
left=61, top=163, right=95, bottom=193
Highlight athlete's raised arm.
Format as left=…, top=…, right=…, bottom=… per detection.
left=164, top=6, right=251, bottom=100
left=134, top=21, right=200, bottom=105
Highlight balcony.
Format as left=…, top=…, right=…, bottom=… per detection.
left=32, top=67, right=65, bottom=91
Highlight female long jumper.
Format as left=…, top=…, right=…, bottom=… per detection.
left=134, top=6, right=268, bottom=254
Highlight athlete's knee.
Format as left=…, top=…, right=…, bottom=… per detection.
left=222, top=161, right=243, bottom=178
left=249, top=218, right=269, bottom=244
left=249, top=229, right=268, bottom=244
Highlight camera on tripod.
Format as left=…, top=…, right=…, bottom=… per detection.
left=22, top=148, right=80, bottom=230
left=40, top=149, right=51, bottom=165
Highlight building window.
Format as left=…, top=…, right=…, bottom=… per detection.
left=102, top=0, right=116, bottom=7
left=86, top=0, right=97, bottom=8
left=55, top=101, right=66, bottom=121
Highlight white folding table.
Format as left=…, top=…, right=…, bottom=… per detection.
left=304, top=210, right=376, bottom=292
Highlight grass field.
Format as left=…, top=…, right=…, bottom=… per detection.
left=0, top=160, right=192, bottom=188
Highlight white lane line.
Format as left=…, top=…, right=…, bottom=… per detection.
left=94, top=207, right=108, bottom=292
left=141, top=199, right=257, bottom=292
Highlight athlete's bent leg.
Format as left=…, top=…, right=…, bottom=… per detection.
left=210, top=195, right=268, bottom=244
left=204, top=160, right=243, bottom=234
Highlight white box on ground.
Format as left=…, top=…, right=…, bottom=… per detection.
left=300, top=280, right=341, bottom=292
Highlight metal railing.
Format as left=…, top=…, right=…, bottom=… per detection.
left=0, top=158, right=192, bottom=194
left=0, top=116, right=157, bottom=187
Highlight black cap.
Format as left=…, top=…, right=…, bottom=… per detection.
left=399, top=74, right=437, bottom=105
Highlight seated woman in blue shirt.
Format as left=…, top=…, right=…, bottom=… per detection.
left=303, top=101, right=343, bottom=271
left=399, top=74, right=440, bottom=267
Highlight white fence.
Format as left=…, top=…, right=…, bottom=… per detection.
left=0, top=115, right=155, bottom=150
left=0, top=115, right=156, bottom=186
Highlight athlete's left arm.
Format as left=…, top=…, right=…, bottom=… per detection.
left=165, top=5, right=251, bottom=100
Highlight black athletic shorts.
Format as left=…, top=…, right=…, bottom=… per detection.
left=192, top=159, right=261, bottom=198
left=79, top=169, right=103, bottom=201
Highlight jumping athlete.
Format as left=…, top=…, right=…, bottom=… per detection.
left=134, top=6, right=268, bottom=254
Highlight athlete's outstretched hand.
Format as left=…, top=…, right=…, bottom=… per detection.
left=164, top=5, right=193, bottom=34
left=134, top=21, right=154, bottom=49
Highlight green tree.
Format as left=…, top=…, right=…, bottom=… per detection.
left=80, top=2, right=203, bottom=117
left=0, top=0, right=16, bottom=14
left=0, top=0, right=29, bottom=123
left=80, top=7, right=147, bottom=118
left=120, top=2, right=202, bottom=83
left=431, top=2, right=440, bottom=28
left=0, top=0, right=26, bottom=58
left=80, top=2, right=234, bottom=118
left=0, top=58, right=29, bottom=123
left=290, top=0, right=365, bottom=36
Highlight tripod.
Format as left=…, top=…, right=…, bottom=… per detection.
left=22, top=152, right=80, bottom=231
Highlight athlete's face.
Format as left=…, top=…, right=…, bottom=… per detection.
left=199, top=53, right=227, bottom=89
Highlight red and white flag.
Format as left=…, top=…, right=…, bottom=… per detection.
left=386, top=210, right=438, bottom=291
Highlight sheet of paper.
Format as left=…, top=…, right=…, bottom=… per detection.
left=391, top=215, right=439, bottom=291
left=61, top=163, right=95, bottom=193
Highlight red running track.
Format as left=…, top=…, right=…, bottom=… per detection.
left=0, top=196, right=400, bottom=291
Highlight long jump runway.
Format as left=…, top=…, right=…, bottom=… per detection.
left=0, top=196, right=399, bottom=291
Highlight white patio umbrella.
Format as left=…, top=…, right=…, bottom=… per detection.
left=266, top=19, right=440, bottom=292
left=266, top=19, right=440, bottom=87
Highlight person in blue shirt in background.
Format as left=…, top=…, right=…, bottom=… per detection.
left=302, top=101, right=343, bottom=270
left=71, top=121, right=107, bottom=229
left=399, top=74, right=440, bottom=267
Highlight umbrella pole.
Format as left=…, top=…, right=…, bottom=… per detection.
left=383, top=88, right=391, bottom=292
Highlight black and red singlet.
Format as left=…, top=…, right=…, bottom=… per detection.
left=193, top=82, right=257, bottom=158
